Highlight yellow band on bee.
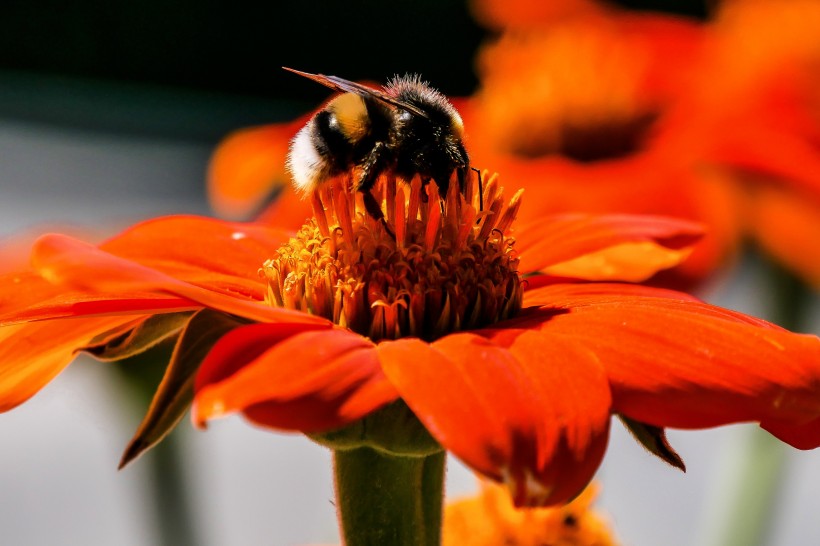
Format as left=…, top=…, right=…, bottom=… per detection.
left=329, top=93, right=370, bottom=142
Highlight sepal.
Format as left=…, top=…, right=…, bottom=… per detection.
left=119, top=309, right=248, bottom=468
left=81, top=312, right=193, bottom=362
left=619, top=415, right=686, bottom=472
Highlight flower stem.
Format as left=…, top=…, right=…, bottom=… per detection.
left=333, top=448, right=446, bottom=546
left=145, top=432, right=200, bottom=546
left=702, top=256, right=809, bottom=546
left=112, top=343, right=200, bottom=546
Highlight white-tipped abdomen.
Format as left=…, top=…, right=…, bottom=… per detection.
left=286, top=123, right=326, bottom=195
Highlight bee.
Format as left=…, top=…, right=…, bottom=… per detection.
left=284, top=67, right=470, bottom=228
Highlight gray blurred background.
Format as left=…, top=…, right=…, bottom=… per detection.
left=2, top=1, right=820, bottom=545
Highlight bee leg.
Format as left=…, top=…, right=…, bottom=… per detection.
left=362, top=191, right=396, bottom=239
left=356, top=142, right=389, bottom=194
left=422, top=177, right=448, bottom=214
left=356, top=142, right=396, bottom=239
left=419, top=176, right=431, bottom=203
left=428, top=177, right=448, bottom=214
left=470, top=167, right=484, bottom=211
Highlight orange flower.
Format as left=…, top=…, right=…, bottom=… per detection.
left=5, top=168, right=820, bottom=508
left=207, top=115, right=313, bottom=224
left=444, top=481, right=617, bottom=546
left=464, top=6, right=748, bottom=289
left=470, top=0, right=820, bottom=287
left=665, top=0, right=820, bottom=286
left=469, top=0, right=602, bottom=31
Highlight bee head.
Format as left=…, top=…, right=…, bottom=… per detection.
left=386, top=76, right=469, bottom=191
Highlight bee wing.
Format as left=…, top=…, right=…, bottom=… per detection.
left=283, top=67, right=430, bottom=119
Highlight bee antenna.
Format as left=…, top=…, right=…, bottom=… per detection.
left=471, top=167, right=484, bottom=212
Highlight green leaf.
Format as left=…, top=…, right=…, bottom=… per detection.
left=619, top=414, right=686, bottom=472
left=82, top=312, right=193, bottom=362
left=119, top=309, right=248, bottom=469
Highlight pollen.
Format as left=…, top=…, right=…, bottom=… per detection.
left=261, top=172, right=524, bottom=341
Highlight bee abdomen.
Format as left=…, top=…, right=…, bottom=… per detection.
left=314, top=110, right=356, bottom=171
left=287, top=108, right=358, bottom=194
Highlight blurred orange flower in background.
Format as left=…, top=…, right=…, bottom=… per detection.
left=208, top=0, right=820, bottom=289
left=665, top=0, right=820, bottom=286
left=464, top=3, right=741, bottom=288
left=472, top=0, right=820, bottom=288
left=208, top=114, right=313, bottom=225
left=469, top=0, right=602, bottom=30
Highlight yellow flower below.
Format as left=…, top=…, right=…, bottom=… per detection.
left=444, top=481, right=618, bottom=546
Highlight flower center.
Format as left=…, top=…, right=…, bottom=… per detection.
left=262, top=172, right=524, bottom=341
left=478, top=26, right=661, bottom=163
left=509, top=112, right=658, bottom=163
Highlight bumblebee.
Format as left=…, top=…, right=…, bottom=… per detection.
left=284, top=68, right=470, bottom=224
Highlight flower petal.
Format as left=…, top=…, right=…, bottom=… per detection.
left=1, top=215, right=296, bottom=326
left=746, top=183, right=820, bottom=288
left=207, top=120, right=306, bottom=220
left=99, top=215, right=293, bottom=300
left=0, top=225, right=101, bottom=273
left=522, top=279, right=702, bottom=306
left=378, top=333, right=610, bottom=506
left=0, top=271, right=193, bottom=326
left=514, top=284, right=820, bottom=444
left=0, top=316, right=145, bottom=411
left=194, top=325, right=399, bottom=432
left=515, top=214, right=703, bottom=281
left=31, top=234, right=325, bottom=325
left=120, top=309, right=248, bottom=469
left=762, top=416, right=820, bottom=451
left=252, top=185, right=314, bottom=230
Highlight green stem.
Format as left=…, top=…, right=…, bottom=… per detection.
left=702, top=256, right=810, bottom=546
left=769, top=262, right=811, bottom=332
left=145, top=432, right=200, bottom=546
left=111, top=341, right=200, bottom=546
left=700, top=428, right=788, bottom=546
left=333, top=448, right=446, bottom=546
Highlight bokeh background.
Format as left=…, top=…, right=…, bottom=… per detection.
left=2, top=0, right=820, bottom=544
